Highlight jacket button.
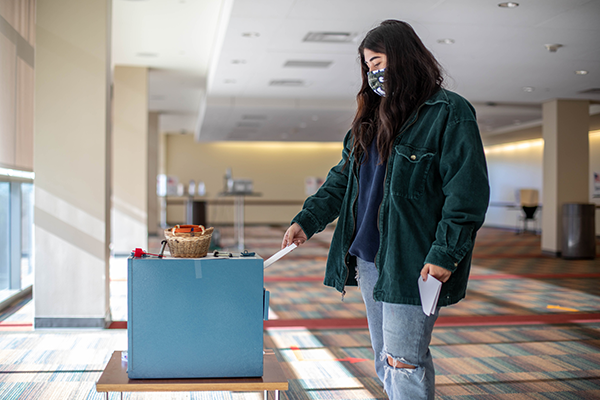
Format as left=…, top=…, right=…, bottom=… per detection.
left=454, top=262, right=458, bottom=267
left=410, top=155, right=417, bottom=161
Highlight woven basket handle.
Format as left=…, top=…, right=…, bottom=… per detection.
left=172, top=224, right=205, bottom=235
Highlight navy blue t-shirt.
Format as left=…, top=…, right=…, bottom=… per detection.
left=348, top=140, right=386, bottom=263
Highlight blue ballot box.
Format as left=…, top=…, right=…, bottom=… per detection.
left=127, top=255, right=268, bottom=379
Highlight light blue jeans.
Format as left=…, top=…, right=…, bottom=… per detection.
left=356, top=257, right=439, bottom=400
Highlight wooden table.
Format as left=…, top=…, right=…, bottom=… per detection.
left=96, top=350, right=288, bottom=399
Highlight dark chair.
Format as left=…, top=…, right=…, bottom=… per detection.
left=517, top=205, right=539, bottom=234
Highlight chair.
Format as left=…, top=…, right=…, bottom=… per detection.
left=515, top=189, right=540, bottom=234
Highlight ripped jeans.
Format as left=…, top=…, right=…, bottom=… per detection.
left=356, top=257, right=439, bottom=400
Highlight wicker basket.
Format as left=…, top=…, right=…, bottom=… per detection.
left=164, top=224, right=214, bottom=258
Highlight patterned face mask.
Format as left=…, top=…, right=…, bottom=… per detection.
left=367, top=68, right=386, bottom=97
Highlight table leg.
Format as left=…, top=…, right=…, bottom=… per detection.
left=159, top=197, right=167, bottom=229
left=234, top=195, right=245, bottom=250
left=105, top=393, right=108, bottom=400
left=186, top=197, right=193, bottom=225
left=264, top=390, right=268, bottom=400
left=275, top=390, right=280, bottom=400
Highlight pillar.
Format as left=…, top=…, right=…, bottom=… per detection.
left=158, top=129, right=168, bottom=228
left=541, top=99, right=590, bottom=255
left=34, top=0, right=112, bottom=327
left=112, top=66, right=148, bottom=254
left=148, top=112, right=159, bottom=236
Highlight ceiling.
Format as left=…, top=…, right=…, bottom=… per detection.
left=112, top=0, right=600, bottom=143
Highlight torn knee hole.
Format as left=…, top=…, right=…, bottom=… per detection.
left=387, top=355, right=416, bottom=369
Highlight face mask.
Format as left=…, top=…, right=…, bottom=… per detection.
left=367, top=68, right=386, bottom=97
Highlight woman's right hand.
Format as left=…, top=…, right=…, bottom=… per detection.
left=282, top=223, right=307, bottom=248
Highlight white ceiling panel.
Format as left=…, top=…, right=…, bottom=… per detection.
left=112, top=0, right=600, bottom=142
left=421, top=0, right=592, bottom=26
left=535, top=0, right=600, bottom=30
left=285, top=0, right=441, bottom=21
left=112, top=0, right=222, bottom=72
left=230, top=0, right=296, bottom=19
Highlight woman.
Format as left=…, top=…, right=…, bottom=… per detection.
left=282, top=20, right=489, bottom=399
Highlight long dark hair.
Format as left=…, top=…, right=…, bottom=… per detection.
left=350, top=20, right=444, bottom=165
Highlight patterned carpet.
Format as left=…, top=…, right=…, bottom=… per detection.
left=0, top=226, right=599, bottom=399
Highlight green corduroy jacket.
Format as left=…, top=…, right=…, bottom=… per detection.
left=292, top=89, right=490, bottom=306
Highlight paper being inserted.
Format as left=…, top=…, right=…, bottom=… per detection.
left=418, top=274, right=442, bottom=316
left=264, top=243, right=297, bottom=268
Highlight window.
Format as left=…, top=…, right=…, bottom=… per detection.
left=0, top=169, right=34, bottom=301
left=0, top=183, right=9, bottom=291
left=21, top=183, right=34, bottom=288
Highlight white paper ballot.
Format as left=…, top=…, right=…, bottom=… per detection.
left=264, top=243, right=297, bottom=269
left=417, top=274, right=442, bottom=316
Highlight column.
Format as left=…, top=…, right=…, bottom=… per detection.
left=541, top=99, right=590, bottom=255
left=34, top=0, right=112, bottom=327
left=112, top=66, right=148, bottom=254
left=148, top=112, right=159, bottom=236
left=158, top=130, right=168, bottom=228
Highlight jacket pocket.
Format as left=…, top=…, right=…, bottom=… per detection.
left=390, top=144, right=435, bottom=199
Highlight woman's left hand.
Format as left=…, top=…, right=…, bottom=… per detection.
left=420, top=263, right=452, bottom=283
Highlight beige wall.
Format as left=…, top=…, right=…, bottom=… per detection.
left=167, top=128, right=600, bottom=232
left=484, top=138, right=544, bottom=230
left=447, top=129, right=600, bottom=236
left=34, top=0, right=111, bottom=327
left=589, top=131, right=600, bottom=233
left=165, top=135, right=343, bottom=225
left=541, top=100, right=590, bottom=253
left=482, top=125, right=542, bottom=147
left=0, top=0, right=35, bottom=170
left=148, top=111, right=159, bottom=235
left=482, top=111, right=600, bottom=148
left=112, top=66, right=148, bottom=254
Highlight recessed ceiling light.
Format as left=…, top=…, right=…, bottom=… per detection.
left=284, top=60, right=333, bottom=68
left=575, top=70, right=589, bottom=75
left=522, top=86, right=535, bottom=92
left=231, top=59, right=247, bottom=64
left=242, top=114, right=268, bottom=120
left=544, top=43, right=563, bottom=53
left=224, top=79, right=237, bottom=84
left=237, top=122, right=261, bottom=128
left=437, top=38, right=455, bottom=45
left=269, top=79, right=305, bottom=87
left=136, top=52, right=158, bottom=57
left=241, top=32, right=260, bottom=38
left=303, top=32, right=357, bottom=43
left=498, top=2, right=519, bottom=8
